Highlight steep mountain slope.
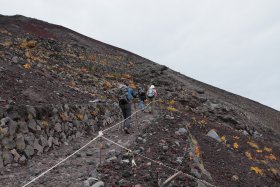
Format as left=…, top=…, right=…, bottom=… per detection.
left=0, top=15, right=279, bottom=187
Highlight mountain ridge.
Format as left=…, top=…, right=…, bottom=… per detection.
left=0, top=15, right=279, bottom=186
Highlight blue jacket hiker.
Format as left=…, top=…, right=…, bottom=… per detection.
left=118, top=84, right=136, bottom=134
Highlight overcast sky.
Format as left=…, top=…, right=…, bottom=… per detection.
left=2, top=0, right=280, bottom=111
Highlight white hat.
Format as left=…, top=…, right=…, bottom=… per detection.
left=150, top=85, right=155, bottom=89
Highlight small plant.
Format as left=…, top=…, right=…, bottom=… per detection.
left=265, top=154, right=277, bottom=161
left=247, top=141, right=259, bottom=149
left=264, top=147, right=272, bottom=152
left=20, top=39, right=37, bottom=48
left=250, top=166, right=263, bottom=176
left=245, top=151, right=253, bottom=160
left=23, top=63, right=31, bottom=69
left=233, top=142, right=239, bottom=149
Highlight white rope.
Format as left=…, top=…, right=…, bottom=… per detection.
left=21, top=135, right=102, bottom=187
left=101, top=136, right=216, bottom=187
left=22, top=99, right=214, bottom=187
left=21, top=100, right=158, bottom=187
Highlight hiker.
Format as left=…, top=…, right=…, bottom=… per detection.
left=118, top=83, right=136, bottom=134
left=137, top=85, right=146, bottom=110
left=146, top=85, right=157, bottom=113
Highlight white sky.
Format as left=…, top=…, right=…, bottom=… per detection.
left=1, top=0, right=280, bottom=111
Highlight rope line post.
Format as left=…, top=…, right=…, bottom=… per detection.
left=101, top=136, right=216, bottom=187
left=21, top=101, right=159, bottom=187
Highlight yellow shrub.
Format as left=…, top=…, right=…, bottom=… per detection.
left=220, top=136, right=226, bottom=143
left=167, top=106, right=177, bottom=112
left=233, top=142, right=239, bottom=149
left=121, top=74, right=132, bottom=79
left=264, top=147, right=272, bottom=152
left=76, top=113, right=84, bottom=120
left=103, top=81, right=112, bottom=90
left=268, top=168, right=279, bottom=175
left=265, top=154, right=277, bottom=161
left=245, top=151, right=253, bottom=160
left=23, top=63, right=31, bottom=69
left=20, top=39, right=37, bottom=48
left=247, top=141, right=259, bottom=149
left=250, top=166, right=263, bottom=175
left=168, top=100, right=175, bottom=105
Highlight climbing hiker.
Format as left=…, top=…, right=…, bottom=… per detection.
left=137, top=85, right=146, bottom=110
left=118, top=83, right=136, bottom=134
left=146, top=85, right=157, bottom=113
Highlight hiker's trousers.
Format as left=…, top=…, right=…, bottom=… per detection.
left=120, top=103, right=132, bottom=129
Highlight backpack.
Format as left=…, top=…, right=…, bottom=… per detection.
left=138, top=86, right=145, bottom=96
left=147, top=88, right=155, bottom=98
left=119, top=86, right=129, bottom=104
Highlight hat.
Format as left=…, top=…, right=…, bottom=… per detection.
left=150, top=85, right=155, bottom=89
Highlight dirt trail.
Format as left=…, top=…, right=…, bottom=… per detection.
left=0, top=106, right=155, bottom=187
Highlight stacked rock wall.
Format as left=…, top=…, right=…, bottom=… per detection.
left=0, top=102, right=121, bottom=167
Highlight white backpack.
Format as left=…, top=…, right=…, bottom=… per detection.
left=147, top=88, right=155, bottom=98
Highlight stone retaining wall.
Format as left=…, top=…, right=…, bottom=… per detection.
left=0, top=102, right=121, bottom=168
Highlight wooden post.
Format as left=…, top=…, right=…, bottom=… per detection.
left=159, top=171, right=182, bottom=187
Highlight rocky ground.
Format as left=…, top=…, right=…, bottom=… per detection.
left=0, top=15, right=280, bottom=187
left=0, top=106, right=155, bottom=187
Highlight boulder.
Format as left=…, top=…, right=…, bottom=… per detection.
left=24, top=133, right=35, bottom=146
left=106, top=156, right=117, bottom=162
left=39, top=135, right=49, bottom=149
left=91, top=181, right=104, bottom=187
left=3, top=149, right=13, bottom=165
left=10, top=149, right=21, bottom=162
left=2, top=136, right=15, bottom=149
left=19, top=155, right=27, bottom=165
left=75, top=131, right=82, bottom=138
left=52, top=137, right=60, bottom=146
left=34, top=139, right=43, bottom=155
left=87, top=177, right=98, bottom=186
left=196, top=88, right=205, bottom=94
left=175, top=128, right=188, bottom=135
left=176, top=157, right=183, bottom=164
left=218, top=115, right=239, bottom=125
left=207, top=129, right=221, bottom=142
left=27, top=119, right=37, bottom=133
left=12, top=56, right=19, bottom=64
left=18, top=121, right=29, bottom=133
left=24, top=145, right=34, bottom=158
left=26, top=105, right=36, bottom=118
left=7, top=111, right=20, bottom=120
left=54, top=123, right=62, bottom=132
left=16, top=133, right=26, bottom=150
left=86, top=151, right=94, bottom=156
left=1, top=117, right=11, bottom=127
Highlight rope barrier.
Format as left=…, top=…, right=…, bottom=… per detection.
left=101, top=136, right=216, bottom=187
left=22, top=99, right=216, bottom=187
left=21, top=100, right=157, bottom=187
left=21, top=135, right=102, bottom=187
